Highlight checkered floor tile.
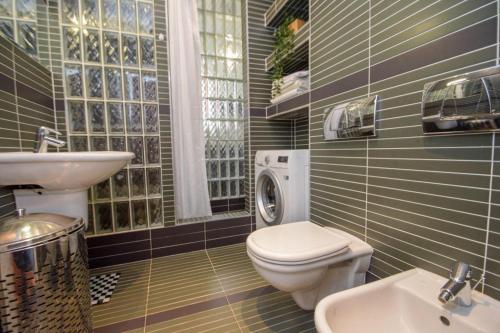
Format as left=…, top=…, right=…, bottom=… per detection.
left=90, top=273, right=120, bottom=306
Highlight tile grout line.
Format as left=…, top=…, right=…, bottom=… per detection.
left=205, top=249, right=244, bottom=333
left=143, top=258, right=153, bottom=332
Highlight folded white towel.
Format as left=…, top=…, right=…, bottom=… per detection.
left=272, top=77, right=309, bottom=99
left=282, top=70, right=309, bottom=84
left=270, top=87, right=307, bottom=105
left=281, top=78, right=309, bottom=91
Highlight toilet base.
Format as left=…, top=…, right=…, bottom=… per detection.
left=288, top=259, right=369, bottom=310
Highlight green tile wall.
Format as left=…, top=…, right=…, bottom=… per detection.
left=309, top=0, right=500, bottom=299
left=243, top=0, right=308, bottom=216
left=0, top=34, right=55, bottom=219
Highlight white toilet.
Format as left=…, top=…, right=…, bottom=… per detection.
left=246, top=221, right=373, bottom=310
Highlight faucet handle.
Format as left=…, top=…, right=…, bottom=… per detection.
left=39, top=126, right=62, bottom=137
left=450, top=261, right=471, bottom=281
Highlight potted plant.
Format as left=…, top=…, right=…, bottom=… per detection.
left=288, top=18, right=305, bottom=33
left=271, top=17, right=295, bottom=98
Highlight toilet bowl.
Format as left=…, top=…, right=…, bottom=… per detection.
left=246, top=221, right=373, bottom=310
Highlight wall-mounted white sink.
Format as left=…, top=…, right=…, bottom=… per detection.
left=315, top=268, right=500, bottom=333
left=0, top=151, right=134, bottom=224
left=0, top=152, right=134, bottom=191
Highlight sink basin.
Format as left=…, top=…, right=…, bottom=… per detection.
left=315, top=268, right=500, bottom=333
left=0, top=151, right=134, bottom=224
left=0, top=152, right=134, bottom=191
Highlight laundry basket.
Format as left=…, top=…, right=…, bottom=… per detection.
left=0, top=209, right=91, bottom=332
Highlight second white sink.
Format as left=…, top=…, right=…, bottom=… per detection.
left=0, top=151, right=134, bottom=191
left=0, top=151, right=134, bottom=224
left=315, top=268, right=500, bottom=333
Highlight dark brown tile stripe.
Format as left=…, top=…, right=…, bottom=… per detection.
left=151, top=241, right=205, bottom=258
left=87, top=240, right=150, bottom=258
left=206, top=234, right=249, bottom=249
left=206, top=225, right=251, bottom=240
left=226, top=285, right=277, bottom=304
left=87, top=230, right=150, bottom=247
left=89, top=250, right=151, bottom=269
left=93, top=284, right=277, bottom=332
left=88, top=217, right=254, bottom=267
left=0, top=72, right=15, bottom=95
left=210, top=198, right=246, bottom=213
left=145, top=296, right=228, bottom=326
left=250, top=107, right=267, bottom=117
left=93, top=316, right=145, bottom=333
left=311, top=68, right=368, bottom=102
left=277, top=92, right=310, bottom=113
left=370, top=18, right=497, bottom=83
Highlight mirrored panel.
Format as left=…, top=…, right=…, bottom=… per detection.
left=323, top=95, right=379, bottom=140
left=422, top=67, right=500, bottom=134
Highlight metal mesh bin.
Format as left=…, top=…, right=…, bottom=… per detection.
left=0, top=209, right=91, bottom=332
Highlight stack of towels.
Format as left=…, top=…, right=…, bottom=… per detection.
left=271, top=70, right=309, bottom=104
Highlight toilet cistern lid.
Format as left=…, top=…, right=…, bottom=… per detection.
left=246, top=221, right=351, bottom=263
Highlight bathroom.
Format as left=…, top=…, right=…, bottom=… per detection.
left=0, top=0, right=499, bottom=332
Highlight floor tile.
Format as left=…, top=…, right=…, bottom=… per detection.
left=232, top=290, right=315, bottom=333
left=207, top=243, right=269, bottom=294
left=91, top=260, right=150, bottom=328
left=144, top=305, right=241, bottom=333
left=147, top=250, right=226, bottom=314
left=91, top=244, right=317, bottom=332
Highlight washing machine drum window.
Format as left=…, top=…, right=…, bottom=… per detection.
left=257, top=170, right=284, bottom=225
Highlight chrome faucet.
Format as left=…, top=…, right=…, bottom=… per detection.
left=438, top=261, right=472, bottom=307
left=33, top=127, right=66, bottom=153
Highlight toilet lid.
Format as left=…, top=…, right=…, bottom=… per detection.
left=246, top=221, right=351, bottom=263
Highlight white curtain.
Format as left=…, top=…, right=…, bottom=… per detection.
left=168, top=0, right=212, bottom=219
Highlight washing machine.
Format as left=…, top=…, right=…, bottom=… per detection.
left=255, top=150, right=309, bottom=229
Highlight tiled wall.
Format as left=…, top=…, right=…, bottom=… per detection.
left=87, top=215, right=251, bottom=268
left=0, top=34, right=55, bottom=219
left=308, top=0, right=500, bottom=300
left=243, top=0, right=305, bottom=216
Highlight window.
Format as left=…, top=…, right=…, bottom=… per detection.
left=61, top=0, right=163, bottom=234
left=197, top=0, right=245, bottom=200
left=0, top=0, right=38, bottom=56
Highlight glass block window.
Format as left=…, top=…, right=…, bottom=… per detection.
left=198, top=0, right=245, bottom=200
left=61, top=0, right=163, bottom=235
left=0, top=0, right=38, bottom=56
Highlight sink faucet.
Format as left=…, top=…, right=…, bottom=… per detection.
left=438, top=261, right=472, bottom=307
left=33, top=127, right=66, bottom=153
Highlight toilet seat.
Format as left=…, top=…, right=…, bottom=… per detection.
left=246, top=222, right=351, bottom=265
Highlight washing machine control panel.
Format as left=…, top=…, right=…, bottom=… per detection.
left=277, top=156, right=288, bottom=163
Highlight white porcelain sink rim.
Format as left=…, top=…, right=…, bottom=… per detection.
left=0, top=151, right=134, bottom=163
left=314, top=268, right=500, bottom=333
left=0, top=151, right=134, bottom=191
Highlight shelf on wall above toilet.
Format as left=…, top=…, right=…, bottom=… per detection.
left=266, top=90, right=309, bottom=119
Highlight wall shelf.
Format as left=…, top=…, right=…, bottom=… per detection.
left=265, top=21, right=309, bottom=75
left=265, top=0, right=309, bottom=28
left=266, top=91, right=309, bottom=119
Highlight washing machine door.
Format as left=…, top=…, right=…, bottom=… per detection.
left=256, top=169, right=284, bottom=226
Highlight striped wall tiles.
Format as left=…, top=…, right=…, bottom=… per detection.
left=244, top=0, right=302, bottom=215
left=92, top=243, right=315, bottom=333
left=0, top=34, right=55, bottom=219
left=211, top=197, right=246, bottom=213
left=87, top=215, right=253, bottom=268
left=308, top=0, right=500, bottom=299
left=154, top=0, right=175, bottom=226
left=47, top=0, right=68, bottom=148
left=294, top=115, right=310, bottom=149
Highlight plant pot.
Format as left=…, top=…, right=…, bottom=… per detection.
left=288, top=19, right=305, bottom=33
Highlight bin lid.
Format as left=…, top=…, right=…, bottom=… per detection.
left=0, top=209, right=84, bottom=252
